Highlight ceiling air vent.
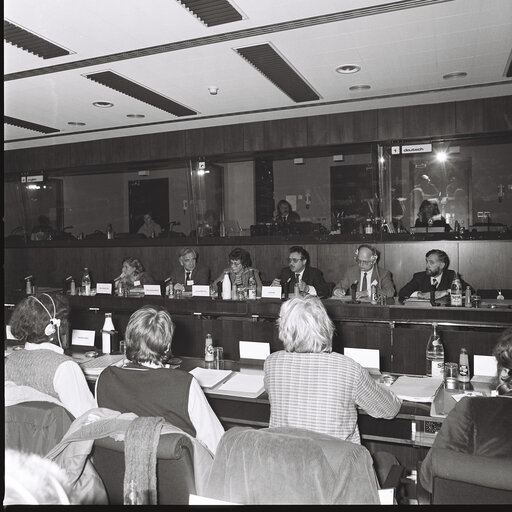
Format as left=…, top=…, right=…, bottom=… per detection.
left=4, top=20, right=71, bottom=59
left=234, top=43, right=320, bottom=103
left=4, top=116, right=60, bottom=134
left=84, top=71, right=197, bottom=117
left=177, top=0, right=243, bottom=27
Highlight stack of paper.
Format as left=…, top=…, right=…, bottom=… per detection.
left=189, top=367, right=233, bottom=389
left=390, top=375, right=443, bottom=402
left=214, top=372, right=265, bottom=398
left=79, top=354, right=125, bottom=377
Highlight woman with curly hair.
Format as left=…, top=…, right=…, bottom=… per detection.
left=114, top=256, right=155, bottom=292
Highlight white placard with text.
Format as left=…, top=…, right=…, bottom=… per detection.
left=71, top=329, right=95, bottom=347
left=96, top=283, right=112, bottom=295
left=261, top=286, right=281, bottom=299
left=192, top=285, right=210, bottom=297
left=144, top=284, right=162, bottom=296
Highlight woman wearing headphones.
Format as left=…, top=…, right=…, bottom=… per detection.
left=332, top=244, right=396, bottom=299
left=5, top=292, right=96, bottom=418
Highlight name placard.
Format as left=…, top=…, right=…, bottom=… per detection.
left=96, top=283, right=112, bottom=295
left=192, top=285, right=210, bottom=297
left=261, top=286, right=281, bottom=299
left=71, top=329, right=95, bottom=347
left=6, top=325, right=17, bottom=340
left=144, top=284, right=162, bottom=296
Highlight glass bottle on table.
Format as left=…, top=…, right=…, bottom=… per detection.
left=450, top=273, right=462, bottom=307
left=247, top=270, right=257, bottom=300
left=458, top=348, right=470, bottom=384
left=222, top=271, right=232, bottom=300
left=426, top=322, right=444, bottom=378
left=101, top=313, right=116, bottom=354
left=82, top=267, right=91, bottom=296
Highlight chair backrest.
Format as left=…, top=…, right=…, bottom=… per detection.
left=5, top=401, right=74, bottom=456
left=91, top=432, right=196, bottom=505
left=203, top=426, right=381, bottom=505
left=431, top=448, right=512, bottom=504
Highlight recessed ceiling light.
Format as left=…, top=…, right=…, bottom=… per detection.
left=349, top=84, right=371, bottom=91
left=443, top=72, right=467, bottom=80
left=93, top=101, right=114, bottom=108
left=67, top=121, right=86, bottom=126
left=126, top=114, right=145, bottom=118
left=336, top=64, right=361, bottom=74
left=208, top=86, right=219, bottom=95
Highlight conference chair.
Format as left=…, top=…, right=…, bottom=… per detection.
left=428, top=448, right=512, bottom=504
left=90, top=432, right=196, bottom=505
left=202, top=426, right=403, bottom=505
left=5, top=401, right=74, bottom=457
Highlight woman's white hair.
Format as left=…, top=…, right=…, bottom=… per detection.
left=277, top=295, right=334, bottom=353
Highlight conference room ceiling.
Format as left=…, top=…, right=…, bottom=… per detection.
left=4, top=0, right=512, bottom=151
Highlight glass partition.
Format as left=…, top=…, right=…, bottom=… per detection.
left=4, top=133, right=511, bottom=245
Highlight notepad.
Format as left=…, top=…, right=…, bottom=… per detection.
left=79, top=354, right=125, bottom=377
left=390, top=375, right=443, bottom=402
left=189, top=367, right=233, bottom=389
left=214, top=373, right=265, bottom=398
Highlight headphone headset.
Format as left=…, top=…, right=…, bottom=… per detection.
left=354, top=244, right=378, bottom=262
left=30, top=293, right=62, bottom=347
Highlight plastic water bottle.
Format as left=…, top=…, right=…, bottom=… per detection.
left=248, top=270, right=257, bottom=300
left=107, top=223, right=113, bottom=240
left=450, top=273, right=462, bottom=307
left=458, top=348, right=470, bottom=383
left=426, top=323, right=444, bottom=378
left=101, top=313, right=116, bottom=354
left=82, top=268, right=91, bottom=296
left=222, top=271, right=232, bottom=300
left=205, top=333, right=214, bottom=363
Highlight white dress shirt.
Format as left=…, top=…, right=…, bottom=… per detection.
left=25, top=342, right=97, bottom=418
left=359, top=270, right=373, bottom=294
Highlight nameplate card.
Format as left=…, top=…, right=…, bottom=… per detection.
left=473, top=355, right=497, bottom=377
left=71, top=329, right=95, bottom=347
left=344, top=347, right=380, bottom=370
left=6, top=325, right=17, bottom=340
left=96, top=283, right=112, bottom=295
left=261, top=286, right=281, bottom=299
left=192, top=285, right=210, bottom=297
left=134, top=280, right=141, bottom=287
left=239, top=341, right=270, bottom=360
left=143, top=285, right=162, bottom=296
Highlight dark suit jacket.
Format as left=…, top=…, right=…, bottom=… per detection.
left=278, top=266, right=330, bottom=299
left=398, top=269, right=472, bottom=301
left=170, top=265, right=210, bottom=291
left=334, top=265, right=395, bottom=298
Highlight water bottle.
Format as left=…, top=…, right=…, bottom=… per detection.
left=458, top=348, right=470, bottom=383
left=205, top=333, right=214, bottom=363
left=82, top=268, right=91, bottom=296
left=70, top=278, right=76, bottom=296
left=371, top=284, right=378, bottom=305
left=222, top=271, right=232, bottom=300
left=231, top=282, right=237, bottom=301
left=426, top=323, right=444, bottom=378
left=364, top=218, right=373, bottom=234
left=25, top=275, right=33, bottom=295
left=107, top=223, right=113, bottom=240
left=166, top=278, right=174, bottom=298
left=124, top=480, right=141, bottom=505
left=248, top=270, right=257, bottom=300
left=450, top=273, right=462, bottom=307
left=101, top=313, right=116, bottom=354
left=464, top=286, right=472, bottom=308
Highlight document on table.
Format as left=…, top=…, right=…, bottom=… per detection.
left=189, top=367, right=233, bottom=389
left=390, top=375, right=443, bottom=402
left=214, top=372, right=265, bottom=398
left=79, top=354, right=125, bottom=377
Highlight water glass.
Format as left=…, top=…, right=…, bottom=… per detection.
left=213, top=347, right=224, bottom=369
left=444, top=362, right=459, bottom=389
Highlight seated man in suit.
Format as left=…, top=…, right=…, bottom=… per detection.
left=333, top=244, right=395, bottom=299
left=270, top=245, right=330, bottom=299
left=170, top=248, right=210, bottom=293
left=398, top=249, right=473, bottom=303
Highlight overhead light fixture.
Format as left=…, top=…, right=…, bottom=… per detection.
left=443, top=72, right=467, bottom=80
left=67, top=121, right=86, bottom=126
left=127, top=114, right=145, bottom=118
left=335, top=64, right=361, bottom=74
left=208, top=86, right=219, bottom=95
left=333, top=154, right=344, bottom=162
left=93, top=101, right=114, bottom=108
left=349, top=85, right=371, bottom=91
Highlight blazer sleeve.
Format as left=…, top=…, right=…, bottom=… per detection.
left=378, top=268, right=396, bottom=298
left=398, top=273, right=422, bottom=300
left=194, top=266, right=211, bottom=285
left=333, top=268, right=355, bottom=295
left=309, top=267, right=330, bottom=299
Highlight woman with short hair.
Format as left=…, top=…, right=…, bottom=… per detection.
left=96, top=305, right=224, bottom=454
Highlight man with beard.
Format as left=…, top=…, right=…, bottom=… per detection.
left=271, top=246, right=330, bottom=299
left=398, top=249, right=472, bottom=303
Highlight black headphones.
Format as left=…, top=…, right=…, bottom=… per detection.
left=30, top=293, right=62, bottom=346
left=354, top=244, right=378, bottom=262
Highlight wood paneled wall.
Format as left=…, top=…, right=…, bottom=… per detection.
left=5, top=96, right=512, bottom=175
left=5, top=240, right=511, bottom=297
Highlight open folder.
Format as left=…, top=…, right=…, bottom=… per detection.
left=390, top=375, right=443, bottom=402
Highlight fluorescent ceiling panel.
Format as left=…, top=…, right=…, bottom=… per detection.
left=4, top=115, right=60, bottom=134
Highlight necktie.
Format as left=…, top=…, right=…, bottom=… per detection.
left=432, top=278, right=437, bottom=288
left=362, top=272, right=368, bottom=292
left=295, top=273, right=300, bottom=283
left=186, top=271, right=191, bottom=282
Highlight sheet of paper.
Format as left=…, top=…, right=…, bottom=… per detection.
left=344, top=347, right=380, bottom=370
left=189, top=367, right=233, bottom=388
left=451, top=391, right=484, bottom=402
left=239, top=341, right=270, bottom=360
left=216, top=373, right=265, bottom=397
left=390, top=375, right=443, bottom=402
left=473, top=355, right=497, bottom=377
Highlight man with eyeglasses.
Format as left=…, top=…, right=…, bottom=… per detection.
left=170, top=247, right=210, bottom=293
left=333, top=244, right=395, bottom=299
left=271, top=246, right=330, bottom=298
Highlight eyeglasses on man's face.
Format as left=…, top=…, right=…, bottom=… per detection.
left=288, top=257, right=304, bottom=263
left=356, top=258, right=373, bottom=265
